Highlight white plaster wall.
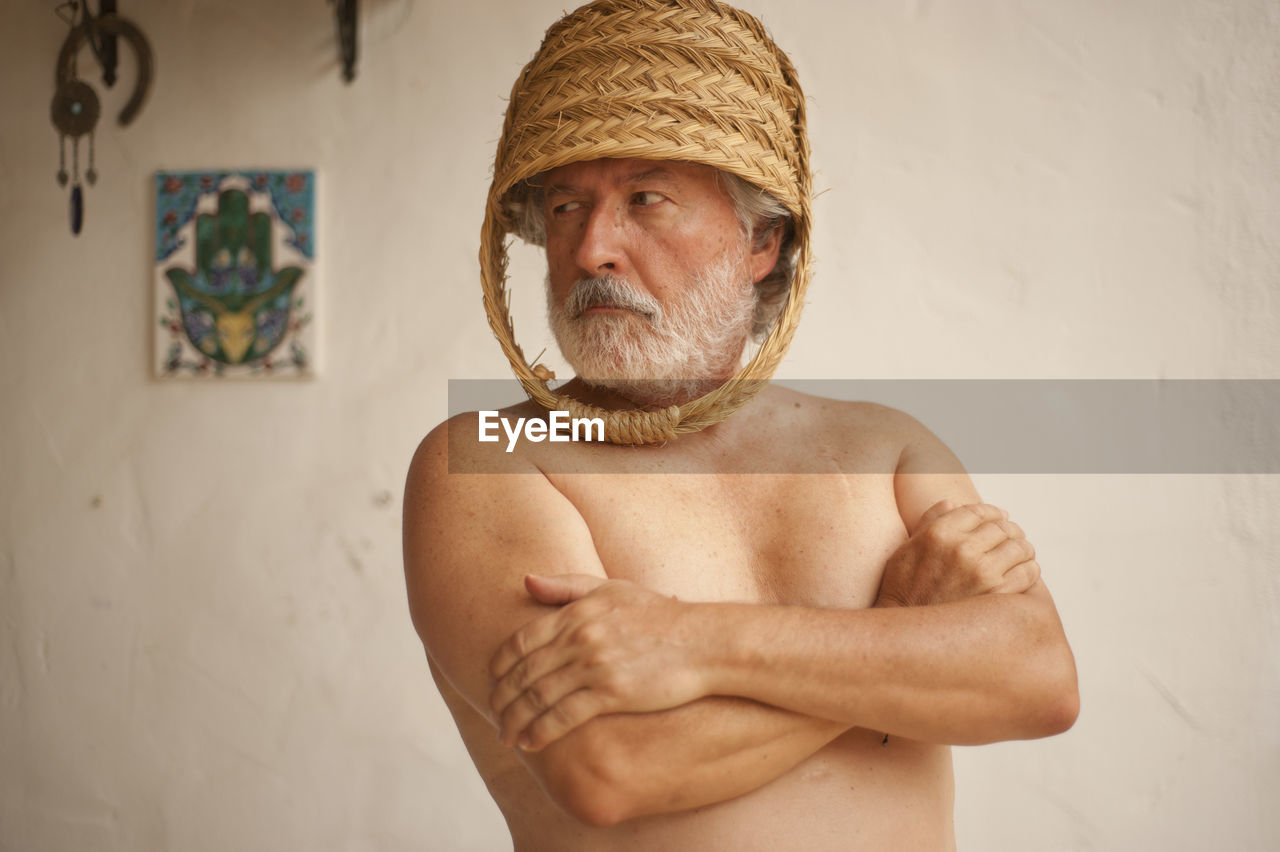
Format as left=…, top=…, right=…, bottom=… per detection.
left=1, top=1, right=1276, bottom=850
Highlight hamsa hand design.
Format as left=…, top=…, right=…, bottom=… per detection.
left=164, top=189, right=304, bottom=365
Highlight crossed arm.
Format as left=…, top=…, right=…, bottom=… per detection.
left=404, top=422, right=853, bottom=824
left=404, top=416, right=1079, bottom=826
left=493, top=562, right=1074, bottom=753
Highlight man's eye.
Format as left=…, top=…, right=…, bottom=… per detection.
left=632, top=191, right=666, bottom=206
left=552, top=200, right=583, bottom=215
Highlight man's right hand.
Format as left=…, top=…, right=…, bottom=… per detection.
left=874, top=501, right=1041, bottom=608
left=489, top=574, right=710, bottom=751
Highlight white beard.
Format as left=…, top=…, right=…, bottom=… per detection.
left=547, top=251, right=756, bottom=406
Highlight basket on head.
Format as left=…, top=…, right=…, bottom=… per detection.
left=480, top=0, right=811, bottom=445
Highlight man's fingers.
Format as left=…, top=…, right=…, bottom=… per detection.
left=516, top=689, right=606, bottom=752
left=911, top=499, right=953, bottom=535
left=524, top=573, right=607, bottom=605
left=995, top=560, right=1041, bottom=595
left=496, top=665, right=582, bottom=746
left=922, top=505, right=1008, bottom=553
left=963, top=519, right=1027, bottom=555
left=995, top=519, right=1026, bottom=541
left=985, top=536, right=1036, bottom=571
left=941, top=503, right=1010, bottom=534
left=961, top=520, right=1009, bottom=555
left=491, top=575, right=609, bottom=680
left=489, top=640, right=575, bottom=720
left=489, top=612, right=564, bottom=682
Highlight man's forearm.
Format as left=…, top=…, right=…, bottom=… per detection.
left=493, top=573, right=1076, bottom=751
left=697, top=583, right=1078, bottom=744
left=527, top=695, right=847, bottom=825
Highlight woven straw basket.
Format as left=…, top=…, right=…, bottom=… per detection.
left=480, top=0, right=811, bottom=444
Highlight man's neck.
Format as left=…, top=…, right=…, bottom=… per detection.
left=561, top=375, right=735, bottom=411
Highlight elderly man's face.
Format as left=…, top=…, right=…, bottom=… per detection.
left=542, top=158, right=779, bottom=398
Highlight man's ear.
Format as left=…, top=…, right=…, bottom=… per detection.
left=749, top=224, right=783, bottom=284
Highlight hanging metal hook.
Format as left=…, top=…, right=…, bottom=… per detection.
left=330, top=0, right=358, bottom=84
left=84, top=0, right=121, bottom=88
left=55, top=7, right=152, bottom=126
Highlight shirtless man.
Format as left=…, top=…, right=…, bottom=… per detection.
left=404, top=2, right=1078, bottom=849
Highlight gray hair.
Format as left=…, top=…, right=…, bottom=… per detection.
left=504, top=168, right=795, bottom=339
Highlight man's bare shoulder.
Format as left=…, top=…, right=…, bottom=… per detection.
left=402, top=405, right=573, bottom=609
left=770, top=386, right=920, bottom=426
left=756, top=385, right=938, bottom=474
left=408, top=400, right=550, bottom=480
left=403, top=408, right=606, bottom=687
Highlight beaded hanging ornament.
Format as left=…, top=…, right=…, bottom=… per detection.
left=50, top=2, right=152, bottom=235
left=481, top=0, right=812, bottom=445
left=50, top=76, right=99, bottom=234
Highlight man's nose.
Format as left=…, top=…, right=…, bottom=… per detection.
left=573, top=205, right=628, bottom=275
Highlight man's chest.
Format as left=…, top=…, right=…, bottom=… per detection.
left=547, top=472, right=907, bottom=609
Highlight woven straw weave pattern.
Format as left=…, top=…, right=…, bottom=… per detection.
left=480, top=0, right=812, bottom=444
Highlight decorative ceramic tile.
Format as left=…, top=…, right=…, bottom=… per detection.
left=154, top=170, right=317, bottom=378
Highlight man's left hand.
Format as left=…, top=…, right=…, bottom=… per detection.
left=874, top=500, right=1040, bottom=608
left=489, top=574, right=707, bottom=751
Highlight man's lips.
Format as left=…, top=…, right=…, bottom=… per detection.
left=577, top=303, right=654, bottom=320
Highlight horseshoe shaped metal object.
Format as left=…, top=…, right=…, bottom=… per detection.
left=56, top=13, right=153, bottom=127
